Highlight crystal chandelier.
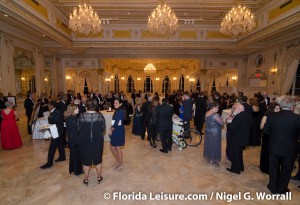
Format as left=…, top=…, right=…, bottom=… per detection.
left=69, top=2, right=101, bottom=35
left=148, top=1, right=178, bottom=38
left=144, top=63, right=156, bottom=73
left=220, top=3, right=256, bottom=37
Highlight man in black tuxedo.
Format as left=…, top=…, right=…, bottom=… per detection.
left=141, top=96, right=152, bottom=140
left=262, top=91, right=270, bottom=107
left=240, top=96, right=253, bottom=114
left=156, top=98, right=174, bottom=153
left=264, top=97, right=300, bottom=194
left=40, top=100, right=66, bottom=169
left=226, top=103, right=253, bottom=174
left=24, top=92, right=35, bottom=134
left=56, top=93, right=68, bottom=146
left=194, top=92, right=206, bottom=134
left=183, top=91, right=193, bottom=130
left=93, top=91, right=103, bottom=110
left=78, top=96, right=87, bottom=114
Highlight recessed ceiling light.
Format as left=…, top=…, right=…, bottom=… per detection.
left=42, top=34, right=46, bottom=37
left=184, top=13, right=187, bottom=16
left=127, top=12, right=130, bottom=15
left=4, top=14, right=8, bottom=17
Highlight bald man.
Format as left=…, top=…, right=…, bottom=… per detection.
left=226, top=103, right=253, bottom=174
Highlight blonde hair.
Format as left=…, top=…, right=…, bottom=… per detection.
left=64, top=104, right=78, bottom=119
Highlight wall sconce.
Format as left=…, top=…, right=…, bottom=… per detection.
left=105, top=78, right=111, bottom=82
left=66, top=76, right=71, bottom=80
left=155, top=77, right=160, bottom=81
left=44, top=78, right=48, bottom=82
left=189, top=78, right=195, bottom=82
left=270, top=67, right=278, bottom=84
left=173, top=77, right=177, bottom=80
left=137, top=77, right=141, bottom=81
left=121, top=77, right=125, bottom=80
left=186, top=75, right=189, bottom=79
left=231, top=75, right=237, bottom=81
left=111, top=75, right=114, bottom=79
left=21, top=77, right=25, bottom=81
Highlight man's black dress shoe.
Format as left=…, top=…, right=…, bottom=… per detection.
left=160, top=149, right=168, bottom=153
left=168, top=148, right=172, bottom=151
left=40, top=163, right=52, bottom=169
left=226, top=168, right=240, bottom=174
left=55, top=158, right=66, bottom=162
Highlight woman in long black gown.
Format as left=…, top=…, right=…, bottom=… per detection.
left=78, top=98, right=106, bottom=186
left=260, top=102, right=280, bottom=174
left=65, top=103, right=82, bottom=175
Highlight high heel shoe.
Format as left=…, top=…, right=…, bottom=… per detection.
left=152, top=143, right=157, bottom=148
left=97, top=176, right=103, bottom=184
left=83, top=179, right=88, bottom=186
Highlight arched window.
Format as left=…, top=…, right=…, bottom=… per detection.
left=144, top=76, right=153, bottom=93
left=212, top=78, right=216, bottom=94
left=114, top=74, right=119, bottom=92
left=162, top=76, right=170, bottom=93
left=196, top=79, right=201, bottom=92
left=179, top=75, right=184, bottom=91
left=289, top=60, right=300, bottom=95
left=126, top=76, right=134, bottom=93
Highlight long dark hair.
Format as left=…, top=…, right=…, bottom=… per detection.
left=113, top=98, right=123, bottom=118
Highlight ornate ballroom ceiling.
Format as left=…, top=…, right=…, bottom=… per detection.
left=0, top=0, right=299, bottom=61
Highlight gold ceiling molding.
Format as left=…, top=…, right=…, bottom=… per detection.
left=22, top=0, right=48, bottom=19
left=269, top=0, right=300, bottom=20
left=178, top=30, right=197, bottom=40
left=206, top=31, right=230, bottom=39
left=112, top=30, right=132, bottom=39
left=223, top=11, right=300, bottom=54
left=1, top=0, right=73, bottom=48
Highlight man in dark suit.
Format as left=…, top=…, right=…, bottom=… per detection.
left=93, top=91, right=103, bottom=110
left=40, top=100, right=66, bottom=169
left=156, top=98, right=174, bottom=153
left=226, top=103, right=253, bottom=174
left=240, top=96, right=253, bottom=114
left=183, top=91, right=193, bottom=130
left=56, top=93, right=68, bottom=146
left=264, top=97, right=300, bottom=194
left=141, top=96, right=152, bottom=140
left=78, top=96, right=87, bottom=114
left=262, top=91, right=270, bottom=107
left=194, top=92, right=206, bottom=134
left=24, top=92, right=35, bottom=134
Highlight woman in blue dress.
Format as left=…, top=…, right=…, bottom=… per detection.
left=109, top=98, right=125, bottom=171
left=203, top=102, right=224, bottom=166
left=132, top=97, right=143, bottom=135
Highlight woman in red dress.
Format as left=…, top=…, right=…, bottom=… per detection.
left=1, top=101, right=22, bottom=149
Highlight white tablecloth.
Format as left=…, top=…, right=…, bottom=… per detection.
left=221, top=109, right=232, bottom=139
left=100, top=110, right=114, bottom=142
left=32, top=118, right=51, bottom=139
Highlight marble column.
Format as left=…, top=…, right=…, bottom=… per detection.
left=0, top=34, right=16, bottom=95
left=33, top=49, right=44, bottom=96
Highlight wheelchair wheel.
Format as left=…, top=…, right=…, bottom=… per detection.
left=178, top=139, right=187, bottom=149
left=184, top=128, right=202, bottom=147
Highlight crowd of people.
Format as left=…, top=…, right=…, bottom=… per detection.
left=0, top=88, right=300, bottom=194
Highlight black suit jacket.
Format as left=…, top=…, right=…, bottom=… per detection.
left=227, top=111, right=253, bottom=146
left=141, top=101, right=151, bottom=121
left=57, top=100, right=67, bottom=113
left=194, top=97, right=206, bottom=122
left=24, top=97, right=34, bottom=116
left=264, top=110, right=300, bottom=157
left=156, top=103, right=173, bottom=131
left=48, top=108, right=64, bottom=136
left=78, top=103, right=86, bottom=114
left=183, top=98, right=193, bottom=121
left=242, top=102, right=253, bottom=114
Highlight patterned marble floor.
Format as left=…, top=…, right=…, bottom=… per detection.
left=0, top=106, right=299, bottom=205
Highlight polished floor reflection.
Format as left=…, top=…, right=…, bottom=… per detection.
left=0, top=108, right=299, bottom=205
